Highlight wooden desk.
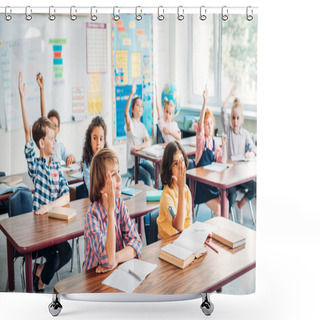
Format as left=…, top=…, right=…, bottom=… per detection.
left=186, top=161, right=257, bottom=218
left=131, top=137, right=196, bottom=189
left=54, top=217, right=256, bottom=294
left=0, top=168, right=83, bottom=202
left=0, top=184, right=159, bottom=293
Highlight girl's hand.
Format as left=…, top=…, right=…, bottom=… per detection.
left=163, top=127, right=170, bottom=134
left=18, top=72, right=26, bottom=98
left=96, top=264, right=114, bottom=273
left=245, top=151, right=255, bottom=159
left=131, top=78, right=137, bottom=95
left=131, top=146, right=140, bottom=152
left=65, top=154, right=75, bottom=167
left=221, top=133, right=227, bottom=148
left=35, top=204, right=49, bottom=215
left=230, top=84, right=238, bottom=96
left=36, top=73, right=44, bottom=89
left=203, top=85, right=208, bottom=103
left=102, top=172, right=115, bottom=215
left=172, top=159, right=186, bottom=193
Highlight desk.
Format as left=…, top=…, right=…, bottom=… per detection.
left=0, top=168, right=83, bottom=202
left=0, top=184, right=159, bottom=293
left=186, top=161, right=257, bottom=218
left=54, top=217, right=256, bottom=294
left=131, top=136, right=196, bottom=189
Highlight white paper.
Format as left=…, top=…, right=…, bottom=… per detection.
left=118, top=259, right=157, bottom=281
left=204, top=163, right=233, bottom=172
left=161, top=243, right=192, bottom=261
left=68, top=171, right=83, bottom=179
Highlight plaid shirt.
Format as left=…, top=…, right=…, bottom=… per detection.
left=83, top=198, right=142, bottom=271
left=24, top=141, right=69, bottom=211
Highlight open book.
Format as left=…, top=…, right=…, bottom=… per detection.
left=48, top=207, right=77, bottom=221
left=142, top=145, right=164, bottom=158
left=0, top=182, right=29, bottom=196
left=0, top=175, right=23, bottom=187
left=204, top=163, right=233, bottom=172
left=102, top=259, right=157, bottom=293
left=159, top=222, right=213, bottom=269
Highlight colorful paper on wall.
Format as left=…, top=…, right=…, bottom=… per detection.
left=88, top=91, right=103, bottom=115
left=115, top=50, right=128, bottom=85
left=86, top=23, right=107, bottom=73
left=131, top=52, right=141, bottom=79
left=72, top=88, right=85, bottom=120
left=49, top=39, right=66, bottom=83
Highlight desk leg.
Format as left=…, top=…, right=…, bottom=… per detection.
left=155, top=164, right=160, bottom=189
left=221, top=189, right=227, bottom=218
left=135, top=156, right=139, bottom=184
left=25, top=253, right=33, bottom=293
left=7, top=239, right=15, bottom=291
left=138, top=216, right=143, bottom=240
left=189, top=178, right=195, bottom=221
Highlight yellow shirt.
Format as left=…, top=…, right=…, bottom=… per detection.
left=157, top=184, right=192, bottom=239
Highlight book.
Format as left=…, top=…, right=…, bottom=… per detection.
left=211, top=227, right=246, bottom=249
left=121, top=187, right=142, bottom=197
left=159, top=222, right=211, bottom=269
left=48, top=207, right=77, bottom=221
left=231, top=155, right=256, bottom=162
left=68, top=171, right=83, bottom=179
left=102, top=259, right=157, bottom=293
left=0, top=175, right=23, bottom=186
left=146, top=190, right=162, bottom=201
left=0, top=182, right=29, bottom=195
left=204, top=163, right=233, bottom=172
left=142, top=145, right=164, bottom=158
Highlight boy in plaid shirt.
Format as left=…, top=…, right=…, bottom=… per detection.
left=18, top=72, right=72, bottom=292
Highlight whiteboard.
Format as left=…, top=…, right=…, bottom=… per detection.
left=0, top=14, right=109, bottom=131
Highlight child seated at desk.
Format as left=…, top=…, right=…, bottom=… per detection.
left=157, top=141, right=192, bottom=239
left=81, top=116, right=107, bottom=194
left=195, top=85, right=228, bottom=218
left=221, top=85, right=257, bottom=223
left=37, top=73, right=76, bottom=167
left=155, top=84, right=181, bottom=143
left=83, top=148, right=142, bottom=273
left=18, top=72, right=72, bottom=293
left=124, top=79, right=155, bottom=186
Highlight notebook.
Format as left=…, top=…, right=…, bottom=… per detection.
left=121, top=187, right=142, bottom=197
left=48, top=207, right=77, bottom=221
left=146, top=190, right=162, bottom=201
left=0, top=182, right=29, bottom=195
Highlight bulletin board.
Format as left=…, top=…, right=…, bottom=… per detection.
left=112, top=14, right=153, bottom=144
left=0, top=15, right=108, bottom=131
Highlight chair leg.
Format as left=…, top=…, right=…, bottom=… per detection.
left=248, top=200, right=255, bottom=225
left=230, top=207, right=235, bottom=222
left=21, top=258, right=25, bottom=292
left=195, top=204, right=200, bottom=220
left=56, top=271, right=60, bottom=282
left=70, top=238, right=75, bottom=272
left=76, top=237, right=81, bottom=273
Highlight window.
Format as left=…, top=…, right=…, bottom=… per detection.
left=190, top=14, right=258, bottom=111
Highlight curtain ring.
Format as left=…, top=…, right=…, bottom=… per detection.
left=113, top=6, right=120, bottom=21
left=221, top=6, right=228, bottom=21
left=135, top=6, right=142, bottom=21
left=246, top=6, right=253, bottom=21
left=199, top=6, right=207, bottom=21
left=91, top=6, right=98, bottom=21
left=157, top=6, right=165, bottom=21
left=49, top=6, right=56, bottom=21
left=25, top=6, right=32, bottom=21
left=70, top=6, right=77, bottom=21
left=177, top=6, right=184, bottom=21
left=5, top=6, right=12, bottom=21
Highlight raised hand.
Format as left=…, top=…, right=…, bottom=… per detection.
left=203, top=84, right=208, bottom=103
left=36, top=73, right=44, bottom=89
left=131, top=78, right=137, bottom=95
left=18, top=72, right=26, bottom=97
left=230, top=84, right=238, bottom=96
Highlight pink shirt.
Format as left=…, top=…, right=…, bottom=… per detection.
left=195, top=126, right=222, bottom=166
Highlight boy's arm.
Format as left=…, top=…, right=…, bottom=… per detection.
left=18, top=72, right=31, bottom=142
left=198, top=85, right=208, bottom=131
left=124, top=79, right=136, bottom=132
left=36, top=73, right=46, bottom=116
left=35, top=193, right=70, bottom=215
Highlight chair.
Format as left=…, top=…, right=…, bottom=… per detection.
left=156, top=124, right=164, bottom=144
left=8, top=188, right=33, bottom=292
left=0, top=172, right=9, bottom=215
left=144, top=208, right=159, bottom=245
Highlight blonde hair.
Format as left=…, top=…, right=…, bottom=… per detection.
left=89, top=148, right=119, bottom=203
left=231, top=98, right=243, bottom=116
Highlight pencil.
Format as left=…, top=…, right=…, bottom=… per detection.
left=128, top=269, right=142, bottom=281
left=205, top=241, right=219, bottom=254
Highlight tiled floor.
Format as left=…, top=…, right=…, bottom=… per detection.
left=0, top=175, right=256, bottom=294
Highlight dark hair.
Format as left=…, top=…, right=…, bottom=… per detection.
left=32, top=116, right=54, bottom=149
left=160, top=141, right=188, bottom=188
left=90, top=148, right=119, bottom=203
left=47, top=109, right=60, bottom=127
left=131, top=96, right=142, bottom=117
left=81, top=116, right=107, bottom=170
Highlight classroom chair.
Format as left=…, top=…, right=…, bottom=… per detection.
left=156, top=124, right=164, bottom=144
left=0, top=171, right=9, bottom=215
left=143, top=208, right=159, bottom=245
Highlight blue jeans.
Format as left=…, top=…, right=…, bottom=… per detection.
left=227, top=180, right=256, bottom=212
left=128, top=160, right=155, bottom=187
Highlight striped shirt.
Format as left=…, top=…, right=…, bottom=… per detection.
left=24, top=141, right=69, bottom=211
left=83, top=198, right=142, bottom=271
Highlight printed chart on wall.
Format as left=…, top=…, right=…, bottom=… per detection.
left=112, top=14, right=153, bottom=144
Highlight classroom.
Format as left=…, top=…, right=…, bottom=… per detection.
left=0, top=11, right=257, bottom=302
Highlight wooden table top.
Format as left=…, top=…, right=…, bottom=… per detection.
left=186, top=161, right=257, bottom=189
left=54, top=217, right=256, bottom=295
left=0, top=184, right=159, bottom=254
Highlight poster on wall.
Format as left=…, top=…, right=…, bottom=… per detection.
left=112, top=14, right=153, bottom=144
